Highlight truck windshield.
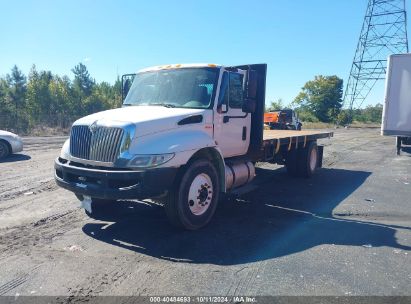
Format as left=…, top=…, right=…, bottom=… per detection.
left=123, top=68, right=218, bottom=109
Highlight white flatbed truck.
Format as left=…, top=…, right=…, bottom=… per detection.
left=55, top=63, right=333, bottom=229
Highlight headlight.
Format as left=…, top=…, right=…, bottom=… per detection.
left=60, top=139, right=70, bottom=159
left=128, top=153, right=175, bottom=168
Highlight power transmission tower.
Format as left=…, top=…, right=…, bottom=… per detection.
left=344, top=0, right=409, bottom=112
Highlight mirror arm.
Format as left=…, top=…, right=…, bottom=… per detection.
left=217, top=104, right=228, bottom=114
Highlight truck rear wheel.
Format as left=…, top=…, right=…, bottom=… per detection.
left=297, top=141, right=318, bottom=178
left=164, top=159, right=220, bottom=230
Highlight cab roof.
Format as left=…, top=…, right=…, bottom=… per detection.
left=138, top=63, right=221, bottom=73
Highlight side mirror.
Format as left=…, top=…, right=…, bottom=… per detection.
left=247, top=70, right=258, bottom=100
left=123, top=80, right=131, bottom=99
left=242, top=98, right=256, bottom=113
left=217, top=103, right=228, bottom=114
left=121, top=74, right=136, bottom=101
left=242, top=70, right=257, bottom=113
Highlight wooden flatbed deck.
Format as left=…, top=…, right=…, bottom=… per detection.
left=263, top=129, right=333, bottom=141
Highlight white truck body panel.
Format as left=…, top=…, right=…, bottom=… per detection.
left=73, top=105, right=208, bottom=139
left=382, top=53, right=411, bottom=136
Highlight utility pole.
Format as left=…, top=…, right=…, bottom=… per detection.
left=343, top=0, right=409, bottom=118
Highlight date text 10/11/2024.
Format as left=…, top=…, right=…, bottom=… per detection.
left=149, top=296, right=257, bottom=303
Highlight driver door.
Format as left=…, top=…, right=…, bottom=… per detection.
left=214, top=70, right=251, bottom=157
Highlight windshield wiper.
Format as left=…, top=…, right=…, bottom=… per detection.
left=149, top=103, right=176, bottom=108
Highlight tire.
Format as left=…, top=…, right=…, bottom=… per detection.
left=0, top=141, right=10, bottom=160
left=297, top=141, right=318, bottom=178
left=285, top=149, right=298, bottom=177
left=75, top=194, right=116, bottom=219
left=164, top=159, right=220, bottom=230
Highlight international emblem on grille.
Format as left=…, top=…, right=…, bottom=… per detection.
left=89, top=121, right=98, bottom=134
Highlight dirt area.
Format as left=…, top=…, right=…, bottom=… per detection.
left=0, top=129, right=410, bottom=298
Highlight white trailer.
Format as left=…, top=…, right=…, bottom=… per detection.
left=382, top=53, right=411, bottom=154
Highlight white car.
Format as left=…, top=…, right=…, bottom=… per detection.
left=0, top=130, right=24, bottom=160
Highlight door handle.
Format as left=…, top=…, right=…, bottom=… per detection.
left=223, top=113, right=249, bottom=123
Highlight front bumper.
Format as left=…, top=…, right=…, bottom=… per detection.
left=54, top=157, right=177, bottom=200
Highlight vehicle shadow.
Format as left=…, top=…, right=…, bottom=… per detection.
left=0, top=154, right=31, bottom=163
left=82, top=167, right=411, bottom=265
left=400, top=146, right=411, bottom=155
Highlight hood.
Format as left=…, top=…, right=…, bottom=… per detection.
left=0, top=130, right=18, bottom=138
left=73, top=106, right=207, bottom=138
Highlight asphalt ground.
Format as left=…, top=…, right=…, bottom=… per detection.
left=0, top=128, right=410, bottom=299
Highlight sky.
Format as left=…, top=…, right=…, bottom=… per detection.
left=1, top=0, right=409, bottom=108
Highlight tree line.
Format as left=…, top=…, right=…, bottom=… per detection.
left=1, top=65, right=383, bottom=134
left=0, top=63, right=122, bottom=133
left=267, top=75, right=383, bottom=125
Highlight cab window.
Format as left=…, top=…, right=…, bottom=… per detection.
left=229, top=72, right=244, bottom=109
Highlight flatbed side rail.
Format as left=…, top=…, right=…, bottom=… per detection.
left=261, top=132, right=333, bottom=162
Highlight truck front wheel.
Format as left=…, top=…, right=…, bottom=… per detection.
left=165, top=159, right=220, bottom=230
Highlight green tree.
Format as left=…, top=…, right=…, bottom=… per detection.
left=293, top=75, right=343, bottom=122
left=6, top=65, right=27, bottom=110
left=48, top=75, right=74, bottom=127
left=363, top=103, right=383, bottom=123
left=266, top=98, right=284, bottom=112
left=296, top=108, right=320, bottom=122
left=26, top=66, right=55, bottom=124
left=5, top=66, right=29, bottom=131
left=0, top=78, right=13, bottom=129
left=1, top=63, right=125, bottom=133
left=337, top=109, right=351, bottom=125
left=72, top=63, right=94, bottom=98
left=112, top=77, right=123, bottom=108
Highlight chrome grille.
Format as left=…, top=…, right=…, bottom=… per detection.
left=70, top=125, right=124, bottom=163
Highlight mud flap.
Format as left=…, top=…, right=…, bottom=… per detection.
left=79, top=195, right=92, bottom=213
left=317, top=146, right=324, bottom=168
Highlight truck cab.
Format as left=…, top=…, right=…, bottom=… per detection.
left=55, top=63, right=331, bottom=229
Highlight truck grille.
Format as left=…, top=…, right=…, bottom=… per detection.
left=70, top=125, right=124, bottom=163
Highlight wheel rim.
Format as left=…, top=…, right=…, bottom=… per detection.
left=188, top=173, right=213, bottom=216
left=309, top=147, right=317, bottom=172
